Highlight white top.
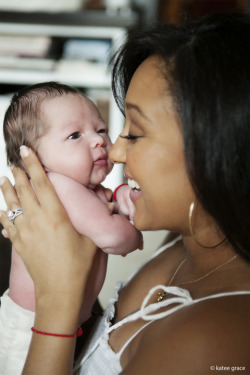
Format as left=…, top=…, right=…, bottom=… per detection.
left=75, top=285, right=250, bottom=375
left=0, top=290, right=35, bottom=375
left=74, top=239, right=250, bottom=375
left=1, top=238, right=250, bottom=375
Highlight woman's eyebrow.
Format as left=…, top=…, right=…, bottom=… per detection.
left=125, top=102, right=151, bottom=123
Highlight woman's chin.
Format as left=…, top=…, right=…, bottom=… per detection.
left=133, top=212, right=148, bottom=231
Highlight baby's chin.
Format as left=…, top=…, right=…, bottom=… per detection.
left=88, top=176, right=107, bottom=189
left=96, top=166, right=113, bottom=182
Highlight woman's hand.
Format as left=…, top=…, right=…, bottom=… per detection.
left=0, top=146, right=98, bottom=374
left=0, top=146, right=97, bottom=314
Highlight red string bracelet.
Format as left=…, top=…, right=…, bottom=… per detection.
left=112, top=183, right=128, bottom=201
left=31, top=327, right=83, bottom=338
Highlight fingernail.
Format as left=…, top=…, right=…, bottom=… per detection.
left=0, top=176, right=6, bottom=186
left=20, top=145, right=29, bottom=158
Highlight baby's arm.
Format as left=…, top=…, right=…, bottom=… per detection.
left=48, top=172, right=143, bottom=255
left=112, top=183, right=135, bottom=221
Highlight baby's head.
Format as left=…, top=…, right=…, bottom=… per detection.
left=4, top=82, right=79, bottom=169
left=4, top=82, right=113, bottom=187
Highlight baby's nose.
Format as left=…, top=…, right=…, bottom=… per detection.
left=90, top=134, right=105, bottom=149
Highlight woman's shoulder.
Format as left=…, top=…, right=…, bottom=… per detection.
left=161, top=293, right=250, bottom=371
left=122, top=293, right=250, bottom=375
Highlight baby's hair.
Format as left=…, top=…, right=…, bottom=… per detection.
left=3, top=81, right=84, bottom=169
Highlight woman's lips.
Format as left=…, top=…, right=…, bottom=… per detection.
left=128, top=178, right=142, bottom=202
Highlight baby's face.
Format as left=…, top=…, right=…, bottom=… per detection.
left=37, top=94, right=113, bottom=188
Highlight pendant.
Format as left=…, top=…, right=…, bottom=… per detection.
left=157, top=291, right=167, bottom=302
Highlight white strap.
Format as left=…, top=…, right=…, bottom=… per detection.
left=140, top=285, right=193, bottom=321
left=106, top=285, right=192, bottom=358
left=107, top=286, right=192, bottom=334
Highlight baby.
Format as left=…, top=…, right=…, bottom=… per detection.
left=2, top=82, right=143, bottom=323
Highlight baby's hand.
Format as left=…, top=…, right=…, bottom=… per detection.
left=113, top=184, right=135, bottom=221
left=106, top=201, right=115, bottom=213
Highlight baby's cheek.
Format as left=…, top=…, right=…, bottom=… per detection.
left=108, top=160, right=114, bottom=173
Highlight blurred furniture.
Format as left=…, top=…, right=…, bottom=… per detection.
left=0, top=224, right=11, bottom=296
left=159, top=0, right=248, bottom=24
left=0, top=11, right=136, bottom=191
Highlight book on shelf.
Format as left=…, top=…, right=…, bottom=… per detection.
left=0, top=35, right=52, bottom=58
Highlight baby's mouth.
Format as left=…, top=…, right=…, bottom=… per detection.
left=128, top=178, right=141, bottom=192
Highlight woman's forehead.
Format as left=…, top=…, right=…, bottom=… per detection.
left=126, top=56, right=175, bottom=113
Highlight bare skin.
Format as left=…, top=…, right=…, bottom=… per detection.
left=0, top=56, right=249, bottom=374
left=1, top=164, right=249, bottom=374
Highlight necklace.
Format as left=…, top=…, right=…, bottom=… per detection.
left=156, top=254, right=238, bottom=302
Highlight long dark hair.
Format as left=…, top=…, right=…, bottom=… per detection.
left=111, top=13, right=250, bottom=260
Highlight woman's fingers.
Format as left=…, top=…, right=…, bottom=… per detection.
left=0, top=210, right=16, bottom=241
left=0, top=176, right=20, bottom=210
left=1, top=228, right=9, bottom=238
left=0, top=175, right=23, bottom=244
left=1, top=146, right=98, bottom=310
left=10, top=166, right=39, bottom=213
left=19, top=146, right=64, bottom=212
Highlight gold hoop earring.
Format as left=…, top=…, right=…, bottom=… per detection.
left=188, top=201, right=227, bottom=248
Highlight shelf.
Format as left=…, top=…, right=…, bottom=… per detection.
left=0, top=13, right=127, bottom=191
left=0, top=10, right=139, bottom=28
left=0, top=65, right=110, bottom=88
left=0, top=22, right=126, bottom=46
left=0, top=22, right=126, bottom=87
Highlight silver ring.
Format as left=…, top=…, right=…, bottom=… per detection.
left=7, top=208, right=23, bottom=224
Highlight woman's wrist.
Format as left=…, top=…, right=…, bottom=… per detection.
left=31, top=326, right=83, bottom=338
left=34, top=288, right=84, bottom=334
left=34, top=304, right=80, bottom=337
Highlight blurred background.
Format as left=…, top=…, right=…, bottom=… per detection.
left=0, top=0, right=249, bottom=307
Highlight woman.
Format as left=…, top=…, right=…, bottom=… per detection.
left=0, top=12, right=249, bottom=375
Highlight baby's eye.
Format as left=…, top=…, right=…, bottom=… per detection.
left=97, top=129, right=107, bottom=134
left=69, top=132, right=81, bottom=140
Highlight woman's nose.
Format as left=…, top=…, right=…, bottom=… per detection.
left=109, top=136, right=126, bottom=164
left=90, top=134, right=105, bottom=149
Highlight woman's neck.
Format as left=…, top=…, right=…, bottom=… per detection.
left=174, top=235, right=250, bottom=293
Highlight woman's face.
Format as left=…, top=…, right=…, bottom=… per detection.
left=109, top=56, right=194, bottom=232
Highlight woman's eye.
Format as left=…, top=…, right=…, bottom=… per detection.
left=120, top=134, right=141, bottom=141
left=69, top=132, right=81, bottom=140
